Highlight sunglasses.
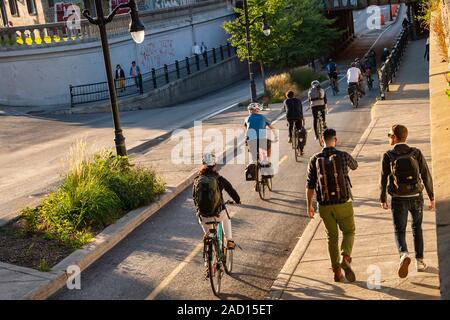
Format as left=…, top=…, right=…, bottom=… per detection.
left=388, top=133, right=395, bottom=138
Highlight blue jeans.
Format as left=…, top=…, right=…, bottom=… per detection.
left=391, top=197, right=424, bottom=259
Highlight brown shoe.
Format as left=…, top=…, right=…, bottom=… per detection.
left=341, top=255, right=356, bottom=282
left=333, top=267, right=344, bottom=282
left=227, top=240, right=236, bottom=250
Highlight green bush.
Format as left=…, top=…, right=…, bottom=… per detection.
left=20, top=151, right=165, bottom=249
left=290, top=67, right=328, bottom=91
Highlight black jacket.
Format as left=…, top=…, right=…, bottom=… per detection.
left=194, top=172, right=241, bottom=208
left=283, top=98, right=303, bottom=120
left=379, top=144, right=434, bottom=202
left=115, top=69, right=125, bottom=80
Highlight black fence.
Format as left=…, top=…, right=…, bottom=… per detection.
left=375, top=26, right=409, bottom=100
left=70, top=43, right=236, bottom=107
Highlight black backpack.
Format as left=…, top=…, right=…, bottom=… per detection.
left=193, top=175, right=222, bottom=217
left=297, top=126, right=307, bottom=149
left=316, top=152, right=349, bottom=204
left=388, top=150, right=423, bottom=195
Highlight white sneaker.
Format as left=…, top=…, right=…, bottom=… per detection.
left=398, top=252, right=411, bottom=279
left=416, top=259, right=428, bottom=272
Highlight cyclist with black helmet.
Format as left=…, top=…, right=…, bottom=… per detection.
left=308, top=80, right=328, bottom=141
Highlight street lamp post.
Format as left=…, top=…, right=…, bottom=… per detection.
left=83, top=0, right=145, bottom=157
left=241, top=0, right=270, bottom=102
left=389, top=0, right=393, bottom=21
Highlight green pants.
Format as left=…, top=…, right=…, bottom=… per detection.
left=319, top=201, right=356, bottom=268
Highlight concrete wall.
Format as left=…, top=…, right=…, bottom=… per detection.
left=142, top=56, right=246, bottom=109
left=74, top=55, right=247, bottom=113
left=0, top=5, right=233, bottom=107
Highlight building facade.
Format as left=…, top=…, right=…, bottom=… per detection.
left=0, top=0, right=46, bottom=26
left=0, top=0, right=202, bottom=26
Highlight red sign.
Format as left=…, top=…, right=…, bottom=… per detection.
left=110, top=0, right=131, bottom=15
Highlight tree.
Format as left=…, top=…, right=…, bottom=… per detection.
left=223, top=0, right=340, bottom=68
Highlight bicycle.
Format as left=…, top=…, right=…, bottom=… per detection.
left=202, top=200, right=235, bottom=296
left=291, top=119, right=306, bottom=161
left=247, top=139, right=273, bottom=200
left=348, top=83, right=360, bottom=108
left=316, top=110, right=327, bottom=147
left=366, top=74, right=374, bottom=91
left=329, top=73, right=339, bottom=96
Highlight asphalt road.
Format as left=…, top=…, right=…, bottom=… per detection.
left=51, top=8, right=407, bottom=297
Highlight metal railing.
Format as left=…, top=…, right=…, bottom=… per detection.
left=376, top=26, right=409, bottom=100
left=0, top=0, right=223, bottom=50
left=69, top=43, right=236, bottom=106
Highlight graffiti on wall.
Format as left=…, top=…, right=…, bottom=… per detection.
left=138, top=39, right=177, bottom=71
left=136, top=0, right=194, bottom=11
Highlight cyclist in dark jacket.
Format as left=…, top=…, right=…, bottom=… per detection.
left=283, top=91, right=304, bottom=144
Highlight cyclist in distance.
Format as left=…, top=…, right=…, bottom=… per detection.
left=308, top=80, right=328, bottom=141
left=346, top=62, right=365, bottom=97
left=326, top=58, right=339, bottom=93
left=244, top=103, right=278, bottom=162
left=283, top=90, right=304, bottom=144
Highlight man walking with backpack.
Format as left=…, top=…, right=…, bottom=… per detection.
left=306, top=128, right=358, bottom=282
left=308, top=80, right=328, bottom=141
left=193, top=153, right=241, bottom=256
left=380, top=125, right=435, bottom=278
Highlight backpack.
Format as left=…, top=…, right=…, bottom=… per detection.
left=297, top=126, right=307, bottom=149
left=193, top=175, right=222, bottom=217
left=310, top=87, right=324, bottom=101
left=388, top=150, right=423, bottom=195
left=316, top=152, right=349, bottom=204
left=245, top=163, right=257, bottom=181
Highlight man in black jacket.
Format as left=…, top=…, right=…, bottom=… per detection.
left=380, top=124, right=435, bottom=278
left=283, top=90, right=304, bottom=145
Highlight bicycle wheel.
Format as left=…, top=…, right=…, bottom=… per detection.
left=295, top=145, right=302, bottom=162
left=208, top=240, right=222, bottom=296
left=267, top=177, right=273, bottom=191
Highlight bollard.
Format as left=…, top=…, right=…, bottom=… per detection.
left=164, top=64, right=169, bottom=84
left=175, top=60, right=180, bottom=79
left=152, top=68, right=157, bottom=89
left=185, top=57, right=191, bottom=75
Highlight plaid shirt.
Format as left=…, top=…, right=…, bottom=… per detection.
left=306, top=147, right=358, bottom=205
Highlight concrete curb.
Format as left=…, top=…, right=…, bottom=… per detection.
left=268, top=116, right=379, bottom=300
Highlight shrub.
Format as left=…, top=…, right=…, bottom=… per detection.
left=20, top=144, right=165, bottom=249
left=290, top=67, right=328, bottom=91
left=265, top=73, right=299, bottom=103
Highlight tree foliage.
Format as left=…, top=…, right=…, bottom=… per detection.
left=223, top=0, right=341, bottom=67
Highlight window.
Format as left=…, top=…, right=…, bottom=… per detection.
left=9, top=0, right=19, bottom=17
left=48, top=0, right=54, bottom=8
left=26, top=0, right=37, bottom=15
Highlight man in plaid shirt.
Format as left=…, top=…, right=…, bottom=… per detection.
left=306, top=128, right=358, bottom=282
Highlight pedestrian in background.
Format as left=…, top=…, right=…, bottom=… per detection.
left=201, top=42, right=208, bottom=60
left=129, top=61, right=141, bottom=88
left=306, top=128, right=358, bottom=283
left=380, top=124, right=435, bottom=279
left=192, top=42, right=201, bottom=56
left=424, top=37, right=429, bottom=62
left=115, top=64, right=126, bottom=92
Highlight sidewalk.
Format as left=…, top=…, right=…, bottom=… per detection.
left=270, top=39, right=441, bottom=300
